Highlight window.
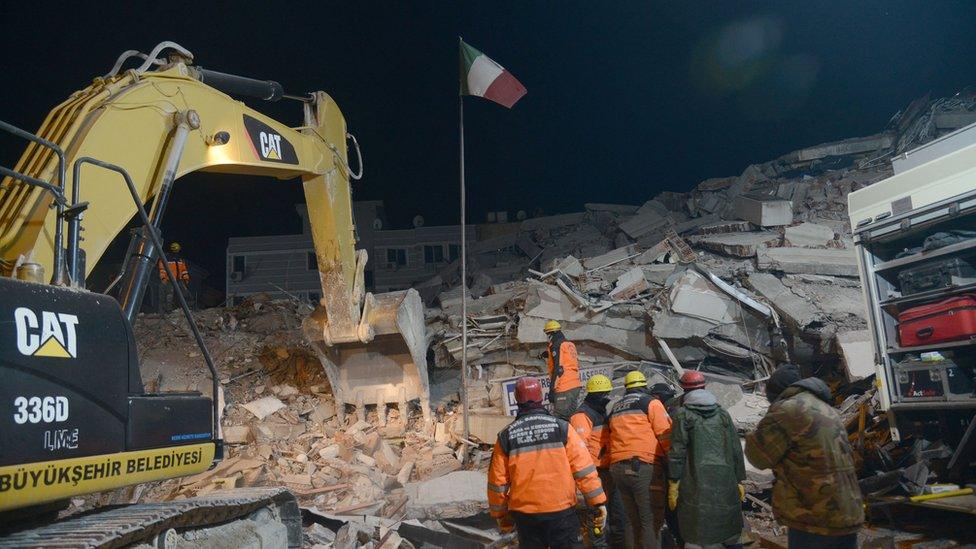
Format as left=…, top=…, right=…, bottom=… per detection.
left=307, top=251, right=317, bottom=270
left=449, top=244, right=460, bottom=261
left=424, top=245, right=445, bottom=264
left=232, top=255, right=245, bottom=272
left=386, top=248, right=407, bottom=266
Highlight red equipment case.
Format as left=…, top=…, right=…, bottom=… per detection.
left=898, top=294, right=976, bottom=347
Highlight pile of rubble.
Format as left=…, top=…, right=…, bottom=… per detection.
left=423, top=92, right=976, bottom=422
left=123, top=297, right=500, bottom=547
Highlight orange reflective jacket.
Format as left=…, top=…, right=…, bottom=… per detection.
left=158, top=259, right=189, bottom=284
left=546, top=335, right=581, bottom=393
left=488, top=409, right=606, bottom=517
left=608, top=390, right=672, bottom=465
left=570, top=401, right=611, bottom=469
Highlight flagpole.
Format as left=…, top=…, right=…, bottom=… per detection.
left=459, top=38, right=471, bottom=448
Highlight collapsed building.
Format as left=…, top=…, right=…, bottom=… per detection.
left=113, top=91, right=976, bottom=547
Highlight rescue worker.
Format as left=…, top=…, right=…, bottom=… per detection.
left=570, top=375, right=627, bottom=548
left=647, top=382, right=679, bottom=546
left=667, top=378, right=745, bottom=549
left=608, top=371, right=672, bottom=549
left=158, top=241, right=191, bottom=311
left=544, top=320, right=582, bottom=419
left=744, top=364, right=864, bottom=549
left=489, top=377, right=608, bottom=548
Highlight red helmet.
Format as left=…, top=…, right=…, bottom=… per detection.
left=679, top=371, right=706, bottom=391
left=514, top=377, right=544, bottom=405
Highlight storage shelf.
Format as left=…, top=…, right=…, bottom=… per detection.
left=874, top=238, right=976, bottom=273
left=881, top=281, right=976, bottom=312
left=887, top=337, right=976, bottom=354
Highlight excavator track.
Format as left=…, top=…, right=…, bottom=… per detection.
left=0, top=487, right=301, bottom=548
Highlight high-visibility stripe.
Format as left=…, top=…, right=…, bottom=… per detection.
left=508, top=441, right=564, bottom=456
left=487, top=483, right=508, bottom=493
left=573, top=465, right=596, bottom=479
left=584, top=487, right=605, bottom=500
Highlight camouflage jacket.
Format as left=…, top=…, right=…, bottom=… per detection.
left=744, top=378, right=864, bottom=536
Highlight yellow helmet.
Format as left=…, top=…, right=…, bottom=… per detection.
left=168, top=242, right=181, bottom=253
left=586, top=374, right=613, bottom=394
left=543, top=320, right=562, bottom=334
left=624, top=370, right=647, bottom=388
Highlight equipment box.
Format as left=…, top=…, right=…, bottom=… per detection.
left=897, top=294, right=976, bottom=347
left=894, top=358, right=976, bottom=402
left=897, top=257, right=976, bottom=296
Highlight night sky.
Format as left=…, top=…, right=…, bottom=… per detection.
left=2, top=1, right=975, bottom=288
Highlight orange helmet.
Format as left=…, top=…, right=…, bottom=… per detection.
left=680, top=371, right=706, bottom=391
left=515, top=377, right=544, bottom=405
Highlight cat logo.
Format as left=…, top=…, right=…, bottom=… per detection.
left=259, top=131, right=283, bottom=160
left=14, top=307, right=78, bottom=359
left=243, top=115, right=299, bottom=165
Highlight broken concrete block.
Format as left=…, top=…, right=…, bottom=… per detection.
left=280, top=473, right=312, bottom=487
left=698, top=232, right=780, bottom=258
left=583, top=244, right=638, bottom=270
left=609, top=266, right=651, bottom=300
left=697, top=177, right=735, bottom=191
left=222, top=425, right=252, bottom=444
left=733, top=194, right=793, bottom=227
left=698, top=220, right=752, bottom=235
left=784, top=222, right=835, bottom=248
left=242, top=396, right=286, bottom=420
left=781, top=132, right=893, bottom=163
left=454, top=413, right=514, bottom=443
left=309, top=401, right=336, bottom=423
left=668, top=270, right=736, bottom=325
left=356, top=453, right=377, bottom=467
left=636, top=199, right=670, bottom=217
left=318, top=444, right=341, bottom=460
left=405, top=471, right=488, bottom=519
left=585, top=203, right=640, bottom=214
left=434, top=422, right=448, bottom=443
left=745, top=273, right=820, bottom=330
left=757, top=247, right=858, bottom=277
left=554, top=255, right=584, bottom=278
left=836, top=330, right=875, bottom=382
left=397, top=461, right=415, bottom=486
left=619, top=211, right=672, bottom=240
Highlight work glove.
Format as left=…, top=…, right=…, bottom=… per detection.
left=668, top=480, right=680, bottom=511
left=496, top=514, right=515, bottom=534
left=738, top=484, right=746, bottom=502
left=592, top=504, right=608, bottom=531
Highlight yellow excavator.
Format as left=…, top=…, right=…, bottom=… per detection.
left=0, top=41, right=428, bottom=545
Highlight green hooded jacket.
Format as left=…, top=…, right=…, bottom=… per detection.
left=667, top=389, right=745, bottom=545
left=744, top=378, right=864, bottom=536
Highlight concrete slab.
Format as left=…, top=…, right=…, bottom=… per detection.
left=757, top=247, right=858, bottom=277
left=454, top=413, right=513, bottom=443
left=585, top=203, right=640, bottom=214
left=733, top=194, right=793, bottom=227
left=583, top=244, right=638, bottom=269
left=698, top=232, right=780, bottom=258
left=745, top=272, right=820, bottom=330
left=609, top=266, right=650, bottom=300
left=785, top=222, right=835, bottom=247
left=405, top=471, right=488, bottom=519
left=836, top=329, right=875, bottom=382
left=619, top=211, right=672, bottom=240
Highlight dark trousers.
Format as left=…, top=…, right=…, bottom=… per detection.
left=787, top=529, right=857, bottom=549
left=512, top=508, right=583, bottom=549
left=552, top=387, right=581, bottom=419
left=611, top=460, right=658, bottom=549
left=599, top=468, right=629, bottom=549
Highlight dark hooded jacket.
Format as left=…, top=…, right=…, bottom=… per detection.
left=667, top=389, right=744, bottom=545
left=745, top=378, right=864, bottom=536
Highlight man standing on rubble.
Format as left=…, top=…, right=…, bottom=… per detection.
left=571, top=374, right=627, bottom=548
left=609, top=370, right=672, bottom=549
left=488, top=377, right=608, bottom=548
left=667, top=375, right=746, bottom=549
left=745, top=364, right=864, bottom=548
left=544, top=320, right=582, bottom=419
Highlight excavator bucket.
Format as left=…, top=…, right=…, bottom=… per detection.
left=305, top=288, right=430, bottom=422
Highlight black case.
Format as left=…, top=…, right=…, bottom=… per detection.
left=897, top=257, right=976, bottom=296
left=894, top=357, right=976, bottom=403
